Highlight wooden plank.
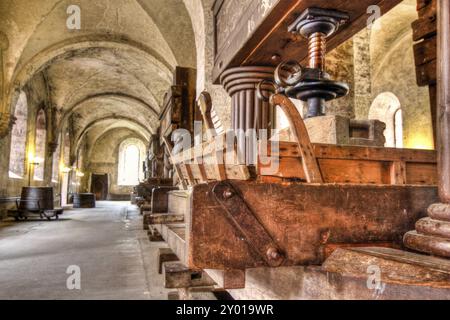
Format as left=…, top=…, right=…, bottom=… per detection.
left=416, top=57, right=437, bottom=86
left=213, top=0, right=402, bottom=82
left=319, top=159, right=391, bottom=185
left=323, top=247, right=450, bottom=286
left=270, top=94, right=323, bottom=183
left=390, top=161, right=407, bottom=185
left=163, top=262, right=216, bottom=289
left=269, top=141, right=437, bottom=163
left=162, top=137, right=188, bottom=190
left=259, top=157, right=437, bottom=185
left=412, top=16, right=437, bottom=41
left=414, top=36, right=437, bottom=66
left=418, top=0, right=436, bottom=18
left=405, top=162, right=438, bottom=185
left=172, top=138, right=437, bottom=186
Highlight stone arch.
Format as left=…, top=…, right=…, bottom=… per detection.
left=75, top=116, right=152, bottom=152
left=369, top=92, right=402, bottom=148
left=6, top=37, right=173, bottom=113
left=8, top=90, right=28, bottom=178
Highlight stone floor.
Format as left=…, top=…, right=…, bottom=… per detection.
left=0, top=201, right=170, bottom=300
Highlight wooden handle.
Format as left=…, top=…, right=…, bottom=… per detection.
left=197, top=91, right=217, bottom=140
left=162, top=136, right=188, bottom=190
left=269, top=94, right=323, bottom=183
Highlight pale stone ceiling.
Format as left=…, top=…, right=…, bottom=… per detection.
left=1, top=0, right=197, bottom=151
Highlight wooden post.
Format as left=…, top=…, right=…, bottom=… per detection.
left=220, top=66, right=275, bottom=133
left=437, top=0, right=450, bottom=203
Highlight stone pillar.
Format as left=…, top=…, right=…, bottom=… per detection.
left=326, top=38, right=355, bottom=119
left=220, top=66, right=275, bottom=132
left=353, top=28, right=373, bottom=119
left=0, top=32, right=12, bottom=139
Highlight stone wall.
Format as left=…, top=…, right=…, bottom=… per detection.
left=82, top=128, right=148, bottom=197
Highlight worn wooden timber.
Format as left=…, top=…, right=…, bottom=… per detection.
left=173, top=134, right=251, bottom=183
left=158, top=248, right=179, bottom=274
left=412, top=0, right=437, bottom=142
left=260, top=142, right=438, bottom=185
left=163, top=262, right=216, bottom=289
left=172, top=135, right=437, bottom=186
left=270, top=94, right=322, bottom=183
left=323, top=247, right=450, bottom=288
left=187, top=181, right=438, bottom=270
left=151, top=186, right=179, bottom=213
left=212, top=0, right=403, bottom=82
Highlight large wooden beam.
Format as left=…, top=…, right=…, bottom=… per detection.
left=212, top=0, right=403, bottom=82
left=188, top=181, right=438, bottom=270
left=437, top=0, right=450, bottom=203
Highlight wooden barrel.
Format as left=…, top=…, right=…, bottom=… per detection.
left=20, top=187, right=54, bottom=211
left=73, top=193, right=96, bottom=208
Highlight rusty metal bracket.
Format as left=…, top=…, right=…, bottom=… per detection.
left=212, top=181, right=284, bottom=267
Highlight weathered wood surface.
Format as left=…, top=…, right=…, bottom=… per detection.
left=187, top=181, right=438, bottom=270
left=163, top=262, right=216, bottom=289
left=270, top=94, right=322, bottom=183
left=259, top=142, right=437, bottom=185
left=323, top=247, right=450, bottom=288
left=173, top=134, right=251, bottom=183
left=173, top=134, right=437, bottom=185
left=145, top=213, right=184, bottom=225
left=212, top=0, right=402, bottom=82
left=151, top=186, right=179, bottom=213
left=404, top=231, right=450, bottom=258
left=158, top=248, right=179, bottom=274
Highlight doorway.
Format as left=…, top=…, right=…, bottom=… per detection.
left=91, top=174, right=108, bottom=200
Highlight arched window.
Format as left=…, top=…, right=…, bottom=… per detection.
left=369, top=92, right=403, bottom=148
left=9, top=91, right=28, bottom=179
left=51, top=135, right=61, bottom=183
left=33, top=109, right=47, bottom=181
left=117, top=138, right=146, bottom=186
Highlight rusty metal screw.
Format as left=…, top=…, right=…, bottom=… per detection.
left=266, top=247, right=281, bottom=261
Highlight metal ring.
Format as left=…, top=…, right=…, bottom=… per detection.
left=256, top=79, right=277, bottom=102
left=274, top=60, right=303, bottom=87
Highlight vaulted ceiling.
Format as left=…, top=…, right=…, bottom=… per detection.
left=1, top=0, right=197, bottom=151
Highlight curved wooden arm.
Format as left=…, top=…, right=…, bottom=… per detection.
left=270, top=94, right=323, bottom=183
left=162, top=136, right=188, bottom=190
left=197, top=91, right=216, bottom=140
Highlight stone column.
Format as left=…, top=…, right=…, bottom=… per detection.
left=220, top=66, right=276, bottom=132
left=353, top=28, right=373, bottom=120
left=0, top=32, right=12, bottom=139
left=326, top=38, right=355, bottom=119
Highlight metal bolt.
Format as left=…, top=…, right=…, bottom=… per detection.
left=223, top=189, right=234, bottom=200
left=271, top=54, right=281, bottom=62
left=266, top=247, right=281, bottom=261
